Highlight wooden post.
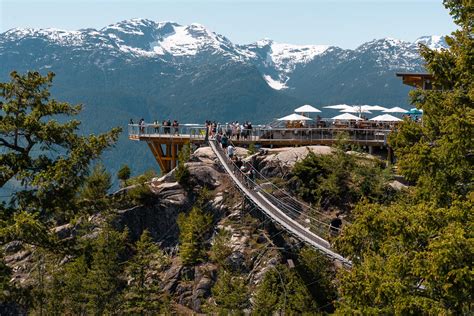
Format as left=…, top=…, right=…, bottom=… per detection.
left=171, top=143, right=177, bottom=169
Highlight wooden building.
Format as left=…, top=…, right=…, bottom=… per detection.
left=396, top=73, right=434, bottom=90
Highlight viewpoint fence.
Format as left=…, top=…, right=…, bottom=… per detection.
left=128, top=123, right=392, bottom=145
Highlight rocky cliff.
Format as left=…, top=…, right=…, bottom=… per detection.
left=4, top=145, right=341, bottom=313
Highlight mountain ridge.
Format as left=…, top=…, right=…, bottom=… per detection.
left=1, top=18, right=447, bottom=90
left=0, top=18, right=448, bottom=177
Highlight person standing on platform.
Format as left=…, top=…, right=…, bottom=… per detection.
left=173, top=120, right=179, bottom=135
left=139, top=118, right=145, bottom=134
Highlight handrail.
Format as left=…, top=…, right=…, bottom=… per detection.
left=128, top=123, right=391, bottom=145
left=209, top=138, right=352, bottom=266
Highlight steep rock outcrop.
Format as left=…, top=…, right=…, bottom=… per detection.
left=249, top=145, right=333, bottom=178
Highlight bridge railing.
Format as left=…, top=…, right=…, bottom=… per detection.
left=129, top=123, right=392, bottom=144
left=210, top=138, right=353, bottom=265
left=128, top=124, right=208, bottom=140
left=221, top=126, right=391, bottom=144
left=211, top=139, right=336, bottom=240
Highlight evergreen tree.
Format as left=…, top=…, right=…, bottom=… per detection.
left=78, top=163, right=112, bottom=213
left=80, top=164, right=111, bottom=201
left=59, top=256, right=89, bottom=314
left=45, top=255, right=89, bottom=315
left=296, top=247, right=337, bottom=312
left=209, top=229, right=232, bottom=267
left=122, top=230, right=166, bottom=314
left=335, top=200, right=473, bottom=314
left=177, top=206, right=212, bottom=265
left=333, top=4, right=473, bottom=311
left=212, top=270, right=249, bottom=313
left=84, top=224, right=128, bottom=315
left=0, top=71, right=121, bottom=247
left=175, top=143, right=191, bottom=185
left=389, top=0, right=473, bottom=206
left=117, top=164, right=131, bottom=187
left=253, top=265, right=317, bottom=315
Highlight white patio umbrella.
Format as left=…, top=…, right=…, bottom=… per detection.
left=294, top=104, right=321, bottom=113
left=331, top=113, right=363, bottom=120
left=370, top=114, right=402, bottom=122
left=340, top=107, right=372, bottom=114
left=383, top=106, right=408, bottom=113
left=277, top=113, right=314, bottom=121
left=364, top=105, right=389, bottom=111
left=323, top=104, right=352, bottom=110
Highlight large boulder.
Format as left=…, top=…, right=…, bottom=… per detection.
left=187, top=162, right=224, bottom=189
left=252, top=146, right=333, bottom=177
left=190, top=146, right=216, bottom=164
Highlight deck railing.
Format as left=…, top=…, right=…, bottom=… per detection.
left=128, top=124, right=208, bottom=140
left=128, top=123, right=392, bottom=145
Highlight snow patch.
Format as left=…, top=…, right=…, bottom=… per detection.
left=263, top=75, right=287, bottom=90
left=270, top=43, right=329, bottom=66
left=153, top=25, right=199, bottom=56
left=414, top=35, right=447, bottom=50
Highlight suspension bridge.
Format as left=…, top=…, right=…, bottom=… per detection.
left=129, top=123, right=353, bottom=266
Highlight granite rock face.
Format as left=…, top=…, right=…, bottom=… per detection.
left=2, top=144, right=327, bottom=313
left=115, top=181, right=189, bottom=247
left=248, top=145, right=333, bottom=178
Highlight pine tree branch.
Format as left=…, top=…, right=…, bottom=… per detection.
left=0, top=137, right=25, bottom=152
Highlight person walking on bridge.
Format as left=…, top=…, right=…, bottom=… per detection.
left=221, top=133, right=229, bottom=151
left=227, top=144, right=235, bottom=159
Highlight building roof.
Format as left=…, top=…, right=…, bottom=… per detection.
left=396, top=73, right=434, bottom=88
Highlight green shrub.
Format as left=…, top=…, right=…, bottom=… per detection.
left=127, top=184, right=155, bottom=206
left=253, top=264, right=317, bottom=314
left=292, top=149, right=393, bottom=209
left=127, top=169, right=157, bottom=186
left=247, top=143, right=257, bottom=155
left=177, top=206, right=212, bottom=265
left=175, top=144, right=191, bottom=186
left=210, top=229, right=232, bottom=266
left=117, top=165, right=131, bottom=187
left=212, top=270, right=249, bottom=313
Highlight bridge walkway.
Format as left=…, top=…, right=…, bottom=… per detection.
left=209, top=139, right=352, bottom=266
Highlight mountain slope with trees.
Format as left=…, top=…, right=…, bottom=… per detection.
left=0, top=21, right=446, bottom=177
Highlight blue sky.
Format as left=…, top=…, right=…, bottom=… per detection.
left=1, top=0, right=456, bottom=48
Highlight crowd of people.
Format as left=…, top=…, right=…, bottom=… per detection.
left=218, top=135, right=257, bottom=185
left=130, top=118, right=181, bottom=135
left=205, top=120, right=254, bottom=140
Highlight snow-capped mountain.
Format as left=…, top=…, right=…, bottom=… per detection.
left=0, top=19, right=447, bottom=91
left=240, top=39, right=331, bottom=90
left=414, top=35, right=448, bottom=50
left=0, top=19, right=448, bottom=175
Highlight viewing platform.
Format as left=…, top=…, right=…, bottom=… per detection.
left=128, top=123, right=394, bottom=172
